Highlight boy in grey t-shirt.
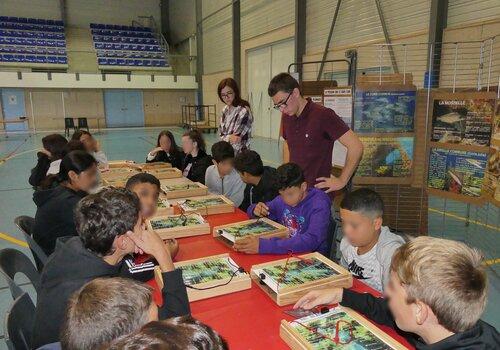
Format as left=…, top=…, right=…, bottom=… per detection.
left=205, top=141, right=245, bottom=207
left=338, top=188, right=404, bottom=292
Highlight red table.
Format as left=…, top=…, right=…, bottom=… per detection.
left=147, top=209, right=414, bottom=349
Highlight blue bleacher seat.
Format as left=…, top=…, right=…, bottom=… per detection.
left=0, top=16, right=67, bottom=65
left=89, top=22, right=165, bottom=68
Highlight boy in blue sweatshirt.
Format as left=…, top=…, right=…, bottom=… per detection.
left=234, top=163, right=331, bottom=255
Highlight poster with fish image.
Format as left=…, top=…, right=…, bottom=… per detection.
left=492, top=102, right=500, bottom=146
left=357, top=137, right=414, bottom=178
left=428, top=148, right=487, bottom=198
left=353, top=89, right=416, bottom=133
left=431, top=99, right=495, bottom=147
left=483, top=145, right=500, bottom=203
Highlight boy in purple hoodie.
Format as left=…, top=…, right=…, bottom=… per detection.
left=234, top=163, right=331, bottom=255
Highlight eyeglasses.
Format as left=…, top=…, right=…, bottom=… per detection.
left=221, top=92, right=234, bottom=99
left=273, top=91, right=293, bottom=110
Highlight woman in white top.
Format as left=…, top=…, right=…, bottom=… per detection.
left=217, top=78, right=253, bottom=153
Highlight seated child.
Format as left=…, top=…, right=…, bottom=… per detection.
left=125, top=173, right=179, bottom=258
left=234, top=149, right=280, bottom=211
left=29, top=133, right=68, bottom=189
left=180, top=129, right=212, bottom=184
left=108, top=317, right=228, bottom=350
left=146, top=130, right=183, bottom=169
left=32, top=188, right=189, bottom=348
left=235, top=162, right=331, bottom=255
left=72, top=130, right=109, bottom=168
left=58, top=277, right=189, bottom=350
left=294, top=236, right=499, bottom=349
left=205, top=141, right=245, bottom=207
left=339, top=188, right=405, bottom=292
left=33, top=150, right=98, bottom=255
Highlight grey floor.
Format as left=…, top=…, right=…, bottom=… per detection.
left=0, top=127, right=497, bottom=348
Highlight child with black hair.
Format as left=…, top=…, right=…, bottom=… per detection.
left=32, top=150, right=98, bottom=256
left=146, top=130, right=183, bottom=169
left=205, top=141, right=245, bottom=206
left=32, top=188, right=190, bottom=348
left=72, top=130, right=108, bottom=168
left=234, top=150, right=280, bottom=211
left=235, top=163, right=331, bottom=255
left=29, top=133, right=68, bottom=189
left=180, top=129, right=212, bottom=184
left=338, top=188, right=404, bottom=292
left=125, top=173, right=179, bottom=258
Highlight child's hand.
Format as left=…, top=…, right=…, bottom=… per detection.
left=233, top=236, right=259, bottom=254
left=40, top=148, right=51, bottom=157
left=151, top=146, right=163, bottom=155
left=253, top=202, right=269, bottom=217
left=293, top=288, right=344, bottom=310
left=164, top=239, right=179, bottom=259
left=127, top=229, right=174, bottom=272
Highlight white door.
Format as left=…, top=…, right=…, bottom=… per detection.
left=270, top=39, right=295, bottom=139
left=247, top=45, right=271, bottom=138
left=247, top=39, right=294, bottom=140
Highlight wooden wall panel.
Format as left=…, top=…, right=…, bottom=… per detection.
left=353, top=184, right=428, bottom=236
left=63, top=89, right=105, bottom=129
left=29, top=90, right=64, bottom=131
left=144, top=90, right=196, bottom=126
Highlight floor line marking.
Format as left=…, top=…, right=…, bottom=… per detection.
left=0, top=232, right=28, bottom=248
left=428, top=207, right=499, bottom=232
left=485, top=258, right=500, bottom=266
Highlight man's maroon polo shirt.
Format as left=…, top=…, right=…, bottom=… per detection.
left=282, top=99, right=350, bottom=189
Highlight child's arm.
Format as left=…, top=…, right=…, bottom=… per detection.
left=158, top=269, right=191, bottom=318
left=340, top=289, right=396, bottom=328
left=259, top=206, right=329, bottom=254
left=246, top=197, right=280, bottom=221
left=295, top=288, right=396, bottom=329
left=126, top=229, right=190, bottom=318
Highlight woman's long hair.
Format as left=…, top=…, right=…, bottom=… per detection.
left=217, top=78, right=250, bottom=109
left=156, top=130, right=180, bottom=156
left=42, top=134, right=68, bottom=160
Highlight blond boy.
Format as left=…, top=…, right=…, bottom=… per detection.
left=295, top=237, right=499, bottom=349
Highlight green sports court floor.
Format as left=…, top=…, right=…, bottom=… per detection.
left=0, top=127, right=498, bottom=347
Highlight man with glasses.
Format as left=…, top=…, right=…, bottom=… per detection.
left=268, top=73, right=363, bottom=196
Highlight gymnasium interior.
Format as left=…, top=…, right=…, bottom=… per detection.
left=0, top=0, right=499, bottom=349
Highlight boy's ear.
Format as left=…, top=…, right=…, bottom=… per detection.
left=68, top=170, right=78, bottom=183
left=212, top=159, right=218, bottom=166
left=373, top=216, right=383, bottom=230
left=414, top=300, right=429, bottom=326
left=300, top=182, right=308, bottom=192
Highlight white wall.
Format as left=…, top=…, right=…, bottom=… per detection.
left=66, top=0, right=161, bottom=28
left=305, top=0, right=430, bottom=56
left=0, top=72, right=197, bottom=89
left=202, top=0, right=232, bottom=74
left=240, top=0, right=294, bottom=41
left=168, top=0, right=196, bottom=43
left=0, top=0, right=61, bottom=20
left=447, top=0, right=500, bottom=28
left=0, top=0, right=161, bottom=28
